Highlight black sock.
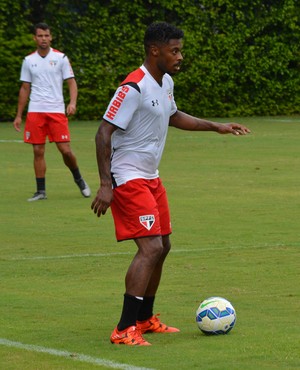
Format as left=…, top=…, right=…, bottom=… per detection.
left=117, top=294, right=143, bottom=331
left=137, top=296, right=155, bottom=321
left=36, top=178, right=45, bottom=193
left=71, top=168, right=82, bottom=182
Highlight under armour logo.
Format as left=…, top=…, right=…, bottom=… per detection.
left=152, top=99, right=159, bottom=106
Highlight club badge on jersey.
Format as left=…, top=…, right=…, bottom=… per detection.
left=139, top=215, right=155, bottom=230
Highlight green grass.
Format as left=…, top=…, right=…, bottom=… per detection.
left=0, top=117, right=299, bottom=370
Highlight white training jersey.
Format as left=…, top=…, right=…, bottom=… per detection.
left=103, top=64, right=177, bottom=186
left=20, top=47, right=75, bottom=113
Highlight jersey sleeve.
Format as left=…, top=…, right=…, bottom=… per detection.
left=170, top=94, right=177, bottom=116
left=20, top=58, right=31, bottom=83
left=61, top=55, right=75, bottom=80
left=103, top=84, right=140, bottom=130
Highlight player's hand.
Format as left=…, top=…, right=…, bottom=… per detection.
left=66, top=103, right=76, bottom=116
left=13, top=117, right=22, bottom=132
left=220, top=123, right=251, bottom=135
left=91, top=186, right=113, bottom=217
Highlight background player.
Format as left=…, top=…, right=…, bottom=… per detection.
left=13, top=22, right=90, bottom=201
left=91, top=22, right=250, bottom=346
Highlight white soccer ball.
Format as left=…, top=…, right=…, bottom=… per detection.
left=196, top=297, right=236, bottom=335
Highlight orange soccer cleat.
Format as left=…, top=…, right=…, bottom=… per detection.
left=110, top=325, right=151, bottom=346
left=137, top=314, right=180, bottom=334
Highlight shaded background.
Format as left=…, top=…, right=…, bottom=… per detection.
left=1, top=0, right=299, bottom=121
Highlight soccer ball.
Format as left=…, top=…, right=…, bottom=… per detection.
left=196, top=297, right=236, bottom=335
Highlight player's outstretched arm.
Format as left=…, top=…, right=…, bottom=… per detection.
left=169, top=110, right=250, bottom=135
left=216, top=122, right=251, bottom=135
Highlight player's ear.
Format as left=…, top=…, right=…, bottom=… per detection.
left=150, top=44, right=159, bottom=56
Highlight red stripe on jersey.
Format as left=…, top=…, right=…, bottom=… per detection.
left=120, top=68, right=145, bottom=86
left=52, top=48, right=63, bottom=53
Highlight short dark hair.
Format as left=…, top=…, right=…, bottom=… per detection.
left=144, top=22, right=184, bottom=52
left=33, top=22, right=50, bottom=35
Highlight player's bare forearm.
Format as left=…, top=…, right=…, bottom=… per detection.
left=66, top=78, right=77, bottom=115
left=169, top=110, right=250, bottom=135
left=91, top=120, right=117, bottom=217
left=95, top=123, right=113, bottom=187
left=169, top=111, right=219, bottom=131
left=13, top=83, right=30, bottom=131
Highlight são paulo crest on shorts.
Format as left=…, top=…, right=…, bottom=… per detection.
left=139, top=215, right=155, bottom=230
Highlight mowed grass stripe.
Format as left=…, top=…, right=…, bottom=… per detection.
left=0, top=338, right=155, bottom=370
left=3, top=243, right=299, bottom=261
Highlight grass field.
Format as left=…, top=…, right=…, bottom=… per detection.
left=0, top=117, right=299, bottom=370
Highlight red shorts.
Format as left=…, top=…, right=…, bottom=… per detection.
left=24, top=112, right=70, bottom=144
left=111, top=178, right=172, bottom=241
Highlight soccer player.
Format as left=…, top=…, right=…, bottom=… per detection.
left=91, top=22, right=250, bottom=346
left=13, top=23, right=90, bottom=201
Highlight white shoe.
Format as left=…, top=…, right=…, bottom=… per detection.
left=27, top=191, right=47, bottom=202
left=75, top=178, right=91, bottom=197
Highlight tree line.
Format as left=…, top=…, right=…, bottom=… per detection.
left=1, top=0, right=299, bottom=121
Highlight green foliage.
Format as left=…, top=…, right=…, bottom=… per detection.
left=1, top=0, right=300, bottom=121
left=0, top=1, right=32, bottom=120
left=175, top=0, right=300, bottom=116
